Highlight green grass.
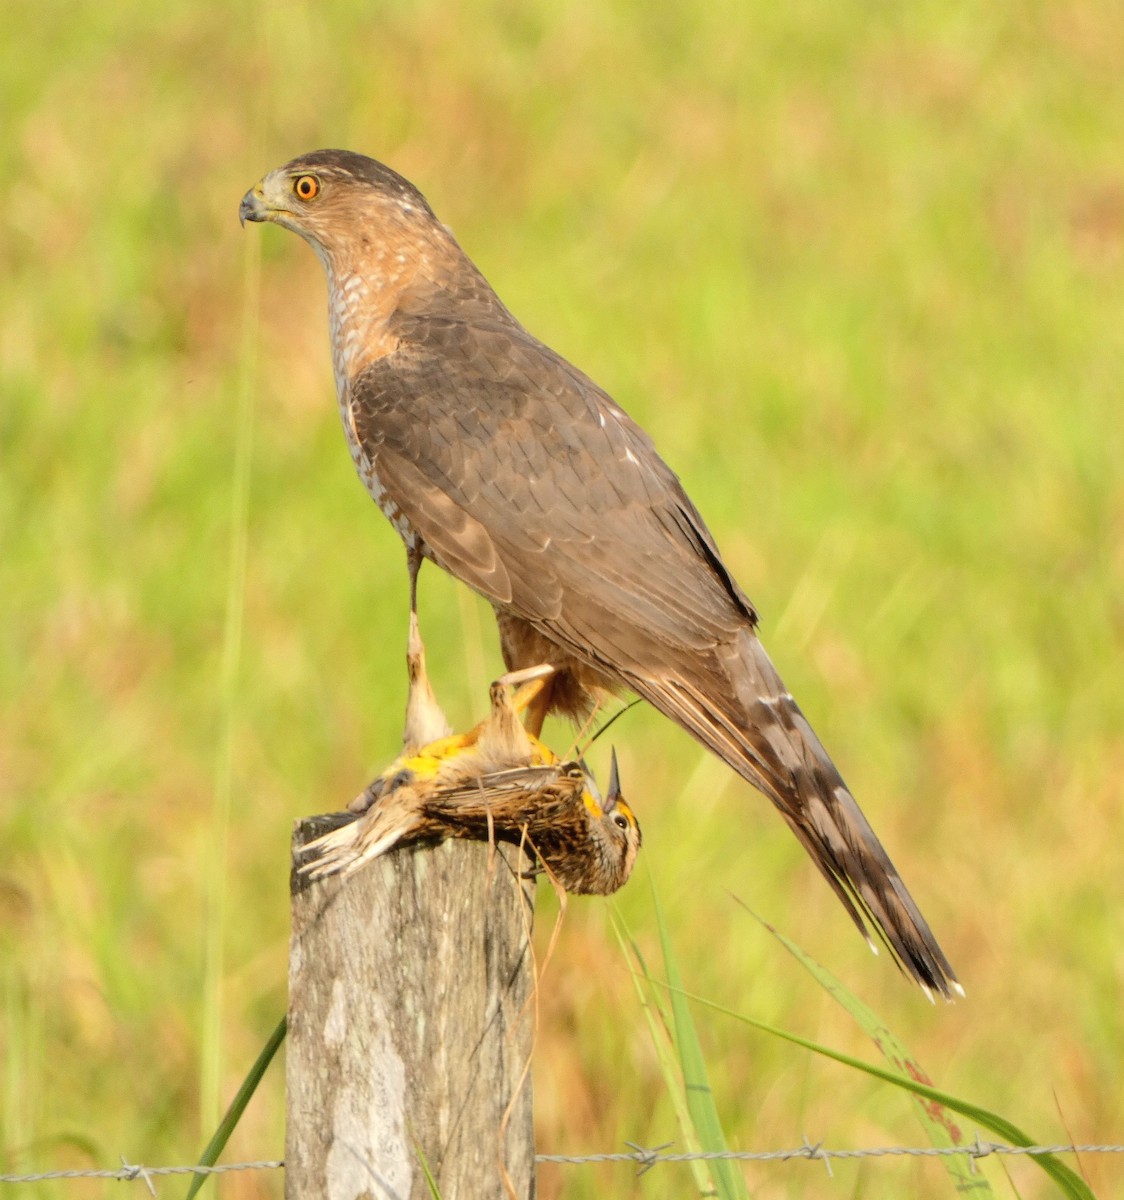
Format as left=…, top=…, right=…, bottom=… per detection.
left=3, top=2, right=1124, bottom=1197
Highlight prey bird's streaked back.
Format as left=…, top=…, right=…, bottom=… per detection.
left=241, top=149, right=960, bottom=998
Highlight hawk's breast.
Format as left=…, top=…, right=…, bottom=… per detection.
left=329, top=269, right=420, bottom=552
left=338, top=382, right=419, bottom=551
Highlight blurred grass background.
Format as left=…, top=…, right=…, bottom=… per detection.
left=2, top=1, right=1123, bottom=1196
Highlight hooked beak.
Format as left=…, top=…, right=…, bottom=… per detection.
left=239, top=185, right=270, bottom=227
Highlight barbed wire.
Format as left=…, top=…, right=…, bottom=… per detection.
left=1, top=1139, right=1122, bottom=1188
left=0, top=1159, right=283, bottom=1194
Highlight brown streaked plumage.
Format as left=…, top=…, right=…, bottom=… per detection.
left=301, top=678, right=641, bottom=896
left=241, top=149, right=960, bottom=998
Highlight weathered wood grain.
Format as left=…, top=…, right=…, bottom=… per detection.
left=287, top=819, right=537, bottom=1199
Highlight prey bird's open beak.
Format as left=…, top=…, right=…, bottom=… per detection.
left=239, top=185, right=269, bottom=227
left=606, top=747, right=622, bottom=807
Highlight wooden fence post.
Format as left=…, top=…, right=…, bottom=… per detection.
left=287, top=818, right=537, bottom=1200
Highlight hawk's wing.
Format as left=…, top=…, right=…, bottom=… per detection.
left=349, top=316, right=756, bottom=672
left=347, top=316, right=960, bottom=998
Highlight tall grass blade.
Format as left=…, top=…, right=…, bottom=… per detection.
left=651, top=881, right=752, bottom=1200
left=610, top=909, right=715, bottom=1196
left=663, top=983, right=1095, bottom=1200
left=745, top=904, right=992, bottom=1196
left=200, top=216, right=261, bottom=1136
left=185, top=1014, right=286, bottom=1199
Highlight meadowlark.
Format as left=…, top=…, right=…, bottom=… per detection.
left=300, top=616, right=641, bottom=895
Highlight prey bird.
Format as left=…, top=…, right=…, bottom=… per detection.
left=241, top=149, right=960, bottom=997
left=301, top=662, right=641, bottom=896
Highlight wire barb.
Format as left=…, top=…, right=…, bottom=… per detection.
left=801, top=1135, right=833, bottom=1178
left=120, top=1158, right=157, bottom=1196
left=624, top=1140, right=675, bottom=1176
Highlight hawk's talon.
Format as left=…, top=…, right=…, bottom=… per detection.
left=495, top=664, right=556, bottom=689
left=494, top=664, right=557, bottom=739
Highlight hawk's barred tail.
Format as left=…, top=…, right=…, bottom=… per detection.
left=636, top=630, right=961, bottom=1000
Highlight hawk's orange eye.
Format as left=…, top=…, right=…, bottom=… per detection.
left=293, top=175, right=320, bottom=201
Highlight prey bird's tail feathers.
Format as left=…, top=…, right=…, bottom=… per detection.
left=633, top=628, right=961, bottom=1000
left=301, top=791, right=422, bottom=880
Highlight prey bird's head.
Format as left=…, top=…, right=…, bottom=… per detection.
left=579, top=748, right=642, bottom=892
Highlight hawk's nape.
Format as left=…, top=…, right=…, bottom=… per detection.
left=241, top=148, right=961, bottom=999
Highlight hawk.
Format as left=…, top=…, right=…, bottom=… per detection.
left=241, top=149, right=959, bottom=998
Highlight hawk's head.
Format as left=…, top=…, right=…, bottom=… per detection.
left=239, top=149, right=442, bottom=271
left=240, top=149, right=513, bottom=365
